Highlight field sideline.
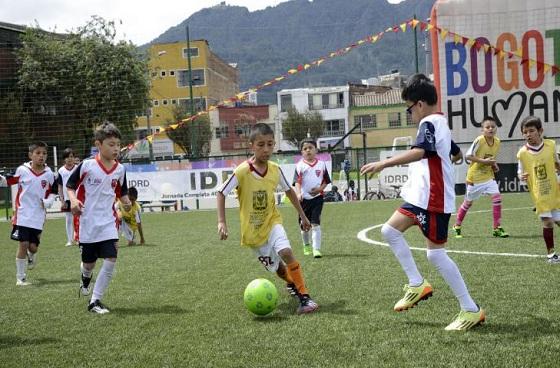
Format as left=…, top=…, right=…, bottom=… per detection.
left=1, top=193, right=559, bottom=368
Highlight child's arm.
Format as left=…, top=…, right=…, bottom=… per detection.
left=465, top=155, right=497, bottom=166
left=294, top=181, right=303, bottom=201
left=217, top=192, right=228, bottom=240
left=137, top=223, right=145, bottom=244
left=361, top=148, right=425, bottom=175
left=285, top=188, right=311, bottom=231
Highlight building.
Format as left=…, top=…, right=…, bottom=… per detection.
left=208, top=104, right=279, bottom=156
left=135, top=40, right=239, bottom=158
left=277, top=85, right=350, bottom=150
left=0, top=22, right=25, bottom=92
left=349, top=87, right=416, bottom=150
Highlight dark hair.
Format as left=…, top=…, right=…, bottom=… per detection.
left=401, top=73, right=437, bottom=105
left=94, top=121, right=122, bottom=142
left=128, top=187, right=138, bottom=198
left=482, top=116, right=496, bottom=125
left=62, top=148, right=74, bottom=159
left=249, top=123, right=274, bottom=142
left=28, top=141, right=48, bottom=153
left=300, top=138, right=317, bottom=150
left=520, top=116, right=542, bottom=132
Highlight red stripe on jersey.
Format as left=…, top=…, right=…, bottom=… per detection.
left=427, top=155, right=444, bottom=212
left=95, top=154, right=119, bottom=175
left=12, top=185, right=23, bottom=225
left=6, top=176, right=19, bottom=186
left=304, top=159, right=318, bottom=167
left=115, top=181, right=122, bottom=198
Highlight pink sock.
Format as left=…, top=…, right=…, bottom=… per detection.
left=455, top=200, right=472, bottom=226
left=491, top=194, right=502, bottom=228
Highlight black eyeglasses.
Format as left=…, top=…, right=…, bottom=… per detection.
left=406, top=101, right=418, bottom=115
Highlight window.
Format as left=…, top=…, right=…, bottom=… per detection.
left=388, top=112, right=402, bottom=127
left=182, top=47, right=199, bottom=58
left=234, top=124, right=251, bottom=138
left=406, top=111, right=414, bottom=126
left=160, top=70, right=166, bottom=77
left=169, top=70, right=175, bottom=76
left=153, top=100, right=159, bottom=106
left=151, top=71, right=157, bottom=78
left=323, top=120, right=344, bottom=137
left=354, top=114, right=377, bottom=129
left=179, top=97, right=206, bottom=112
left=171, top=99, right=177, bottom=105
left=280, top=94, right=292, bottom=112
left=162, top=99, right=168, bottom=105
left=215, top=125, right=229, bottom=139
left=309, top=93, right=345, bottom=110
left=177, top=69, right=205, bottom=87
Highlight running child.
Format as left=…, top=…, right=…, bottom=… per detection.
left=517, top=116, right=560, bottom=263
left=57, top=148, right=78, bottom=246
left=8, top=141, right=57, bottom=286
left=116, top=187, right=145, bottom=246
left=217, top=123, right=319, bottom=314
left=294, top=138, right=331, bottom=258
left=452, top=117, right=509, bottom=238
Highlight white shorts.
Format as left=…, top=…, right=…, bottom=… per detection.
left=465, top=179, right=500, bottom=201
left=539, top=209, right=560, bottom=221
left=120, top=221, right=135, bottom=242
left=253, top=224, right=291, bottom=272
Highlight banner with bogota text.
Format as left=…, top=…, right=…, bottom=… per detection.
left=431, top=0, right=560, bottom=142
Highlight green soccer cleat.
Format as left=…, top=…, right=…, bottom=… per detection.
left=393, top=279, right=433, bottom=312
left=445, top=307, right=485, bottom=331
left=452, top=225, right=463, bottom=239
left=312, top=249, right=322, bottom=258
left=492, top=226, right=509, bottom=238
left=303, top=244, right=312, bottom=256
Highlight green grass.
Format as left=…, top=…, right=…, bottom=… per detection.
left=1, top=193, right=558, bottom=367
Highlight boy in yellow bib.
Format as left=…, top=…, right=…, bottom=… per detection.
left=517, top=116, right=560, bottom=263
left=117, top=187, right=145, bottom=246
left=217, top=123, right=319, bottom=314
left=452, top=117, right=509, bottom=238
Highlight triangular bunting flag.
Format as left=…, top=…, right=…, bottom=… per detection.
left=420, top=22, right=427, bottom=31
left=440, top=28, right=448, bottom=40
left=543, top=64, right=551, bottom=73
left=304, top=64, right=311, bottom=70
left=552, top=65, right=559, bottom=75
left=483, top=44, right=490, bottom=53
left=371, top=35, right=378, bottom=43
left=288, top=69, right=298, bottom=74
left=400, top=23, right=407, bottom=32
left=454, top=34, right=461, bottom=45
left=411, top=19, right=419, bottom=29
left=426, top=24, right=434, bottom=31
left=466, top=38, right=476, bottom=47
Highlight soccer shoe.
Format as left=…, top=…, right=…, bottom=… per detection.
left=547, top=254, right=560, bottom=264
left=286, top=283, right=299, bottom=298
left=16, top=278, right=31, bottom=286
left=492, top=227, right=509, bottom=238
left=303, top=244, right=312, bottom=256
left=452, top=225, right=463, bottom=239
left=27, top=252, right=36, bottom=270
left=313, top=249, right=322, bottom=258
left=297, top=295, right=319, bottom=315
left=445, top=307, right=485, bottom=331
left=393, top=279, right=433, bottom=312
left=79, top=284, right=91, bottom=296
left=65, top=242, right=72, bottom=247
left=88, top=300, right=110, bottom=314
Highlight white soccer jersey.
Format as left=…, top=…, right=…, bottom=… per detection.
left=8, top=162, right=56, bottom=230
left=67, top=155, right=128, bottom=243
left=400, top=113, right=456, bottom=214
left=57, top=165, right=77, bottom=201
left=294, top=159, right=331, bottom=200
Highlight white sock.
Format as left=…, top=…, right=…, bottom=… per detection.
left=91, top=260, right=116, bottom=303
left=381, top=223, right=423, bottom=286
left=81, top=262, right=93, bottom=278
left=312, top=225, right=322, bottom=250
left=66, top=213, right=74, bottom=243
left=426, top=248, right=478, bottom=312
left=301, top=230, right=310, bottom=245
left=16, top=258, right=27, bottom=281
left=27, top=251, right=36, bottom=263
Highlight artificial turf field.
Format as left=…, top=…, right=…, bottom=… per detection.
left=1, top=193, right=559, bottom=368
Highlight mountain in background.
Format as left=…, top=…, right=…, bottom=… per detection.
left=146, top=0, right=435, bottom=103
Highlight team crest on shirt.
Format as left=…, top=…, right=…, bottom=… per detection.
left=253, top=190, right=267, bottom=211
left=534, top=164, right=547, bottom=180
left=111, top=179, right=118, bottom=189
left=424, top=128, right=434, bottom=144
left=315, top=170, right=321, bottom=177
left=41, top=180, right=47, bottom=188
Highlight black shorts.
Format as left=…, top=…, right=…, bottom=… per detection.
left=79, top=239, right=118, bottom=263
left=398, top=202, right=451, bottom=244
left=300, top=196, right=324, bottom=227
left=11, top=225, right=42, bottom=245
left=61, top=200, right=71, bottom=212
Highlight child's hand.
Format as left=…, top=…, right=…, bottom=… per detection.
left=492, top=163, right=499, bottom=173
left=297, top=192, right=303, bottom=202
left=520, top=172, right=529, bottom=182
left=70, top=199, right=83, bottom=215
left=309, top=187, right=321, bottom=196
left=300, top=216, right=311, bottom=231
left=218, top=222, right=228, bottom=240
left=361, top=161, right=384, bottom=175
left=140, top=237, right=145, bottom=245
left=484, top=158, right=497, bottom=166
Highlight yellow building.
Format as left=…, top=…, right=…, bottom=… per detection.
left=135, top=40, right=239, bottom=157
left=349, top=89, right=417, bottom=149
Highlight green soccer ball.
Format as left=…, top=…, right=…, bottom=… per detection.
left=243, top=278, right=278, bottom=316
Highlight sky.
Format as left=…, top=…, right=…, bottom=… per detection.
left=1, top=0, right=404, bottom=45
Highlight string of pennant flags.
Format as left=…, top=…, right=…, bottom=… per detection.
left=126, top=17, right=560, bottom=153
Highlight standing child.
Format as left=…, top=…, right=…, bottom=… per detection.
left=452, top=117, right=509, bottom=238
left=217, top=123, right=319, bottom=314
left=294, top=138, right=331, bottom=258
left=8, top=141, right=57, bottom=286
left=360, top=74, right=484, bottom=331
left=117, top=187, right=145, bottom=246
left=57, top=148, right=78, bottom=246
left=517, top=116, right=560, bottom=263
left=67, top=122, right=131, bottom=314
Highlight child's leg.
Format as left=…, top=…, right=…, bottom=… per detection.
left=455, top=199, right=473, bottom=226
left=65, top=212, right=74, bottom=244
left=276, top=262, right=294, bottom=284
left=16, top=241, right=29, bottom=282
left=542, top=218, right=555, bottom=255
left=91, top=258, right=116, bottom=304
left=278, top=248, right=309, bottom=296
left=311, top=224, right=321, bottom=251
left=491, top=194, right=502, bottom=228
left=301, top=230, right=310, bottom=246
left=81, top=261, right=95, bottom=292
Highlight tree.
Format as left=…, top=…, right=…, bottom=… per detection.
left=281, top=108, right=324, bottom=147
left=165, top=105, right=212, bottom=157
left=15, top=16, right=149, bottom=161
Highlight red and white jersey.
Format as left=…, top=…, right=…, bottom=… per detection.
left=294, top=159, right=331, bottom=200
left=57, top=165, right=77, bottom=201
left=66, top=155, right=128, bottom=243
left=8, top=162, right=56, bottom=230
left=400, top=113, right=456, bottom=214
